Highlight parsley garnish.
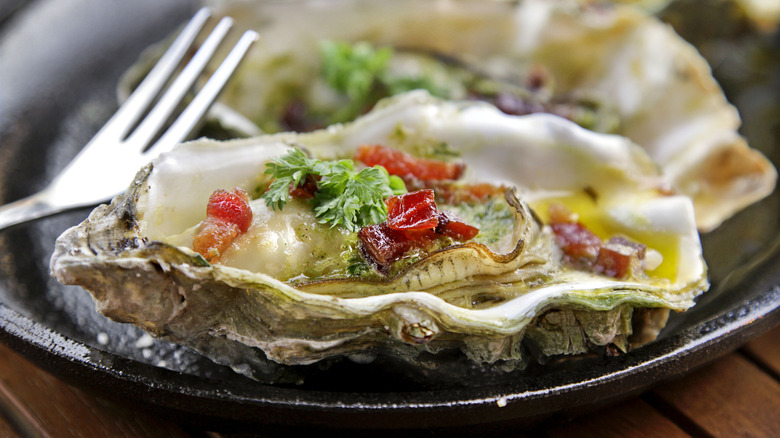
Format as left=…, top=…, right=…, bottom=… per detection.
left=319, top=40, right=448, bottom=123
left=262, top=148, right=406, bottom=232
left=262, top=148, right=321, bottom=210
left=321, top=40, right=392, bottom=103
left=320, top=40, right=392, bottom=124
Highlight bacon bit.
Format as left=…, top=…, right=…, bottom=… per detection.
left=358, top=223, right=414, bottom=272
left=193, top=188, right=253, bottom=262
left=436, top=211, right=479, bottom=241
left=386, top=189, right=439, bottom=231
left=595, top=237, right=647, bottom=279
left=359, top=189, right=479, bottom=273
left=548, top=204, right=647, bottom=278
left=550, top=222, right=602, bottom=261
left=354, top=144, right=464, bottom=183
left=358, top=223, right=441, bottom=273
left=548, top=202, right=578, bottom=224
left=288, top=174, right=319, bottom=199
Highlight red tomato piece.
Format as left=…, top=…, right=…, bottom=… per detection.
left=206, top=188, right=253, bottom=232
left=434, top=182, right=507, bottom=204
left=436, top=211, right=479, bottom=241
left=386, top=189, right=439, bottom=231
left=550, top=222, right=602, bottom=260
left=354, top=144, right=464, bottom=182
left=193, top=188, right=253, bottom=262
left=193, top=219, right=241, bottom=262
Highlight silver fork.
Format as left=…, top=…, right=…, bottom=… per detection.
left=0, top=8, right=259, bottom=231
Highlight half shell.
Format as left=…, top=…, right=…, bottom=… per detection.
left=51, top=93, right=709, bottom=381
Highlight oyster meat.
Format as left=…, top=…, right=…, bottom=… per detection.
left=51, top=93, right=709, bottom=381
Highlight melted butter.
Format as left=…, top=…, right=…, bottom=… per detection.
left=529, top=192, right=680, bottom=282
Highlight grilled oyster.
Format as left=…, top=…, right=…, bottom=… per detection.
left=121, top=0, right=774, bottom=231
left=51, top=93, right=709, bottom=382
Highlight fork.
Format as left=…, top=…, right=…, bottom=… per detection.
left=0, top=8, right=259, bottom=231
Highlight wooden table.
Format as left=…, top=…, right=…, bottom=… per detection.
left=0, top=324, right=777, bottom=437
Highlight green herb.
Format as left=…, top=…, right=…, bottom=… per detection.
left=448, top=198, right=514, bottom=244
left=321, top=40, right=392, bottom=101
left=262, top=148, right=407, bottom=232
left=320, top=40, right=392, bottom=123
left=262, top=148, right=321, bottom=210
left=319, top=40, right=447, bottom=123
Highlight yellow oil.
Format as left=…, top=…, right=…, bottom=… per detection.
left=530, top=193, right=679, bottom=282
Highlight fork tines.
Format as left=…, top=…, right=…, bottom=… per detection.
left=111, top=8, right=259, bottom=156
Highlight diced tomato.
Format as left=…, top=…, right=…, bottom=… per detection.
left=436, top=211, right=479, bottom=241
left=354, top=144, right=464, bottom=182
left=550, top=222, right=602, bottom=260
left=461, top=183, right=505, bottom=201
left=205, top=188, right=252, bottom=232
left=193, top=188, right=253, bottom=262
left=193, top=219, right=242, bottom=262
left=386, top=189, right=439, bottom=231
left=433, top=182, right=507, bottom=204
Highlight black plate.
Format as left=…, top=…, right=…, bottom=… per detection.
left=1, top=0, right=779, bottom=433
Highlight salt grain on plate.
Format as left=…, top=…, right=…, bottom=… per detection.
left=135, top=333, right=154, bottom=349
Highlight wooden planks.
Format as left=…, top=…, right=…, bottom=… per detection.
left=544, top=398, right=691, bottom=438
left=742, top=323, right=780, bottom=378
left=536, top=324, right=780, bottom=438
left=0, top=324, right=777, bottom=436
left=0, top=342, right=190, bottom=438
left=651, top=353, right=780, bottom=438
left=0, top=406, right=20, bottom=438
left=650, top=324, right=780, bottom=438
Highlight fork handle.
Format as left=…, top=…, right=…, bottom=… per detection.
left=0, top=190, right=63, bottom=231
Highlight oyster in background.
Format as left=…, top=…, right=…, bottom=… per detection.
left=51, top=93, right=709, bottom=382
left=123, top=0, right=772, bottom=231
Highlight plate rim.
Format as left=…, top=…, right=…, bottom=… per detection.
left=1, top=284, right=777, bottom=430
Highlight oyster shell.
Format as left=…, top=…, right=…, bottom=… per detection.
left=51, top=93, right=709, bottom=381
left=121, top=0, right=773, bottom=231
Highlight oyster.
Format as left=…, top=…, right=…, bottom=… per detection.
left=122, top=0, right=774, bottom=231
left=51, top=93, right=709, bottom=381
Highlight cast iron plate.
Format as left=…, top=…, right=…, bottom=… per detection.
left=1, top=0, right=779, bottom=433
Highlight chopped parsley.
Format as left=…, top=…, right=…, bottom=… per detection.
left=262, top=148, right=406, bottom=232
